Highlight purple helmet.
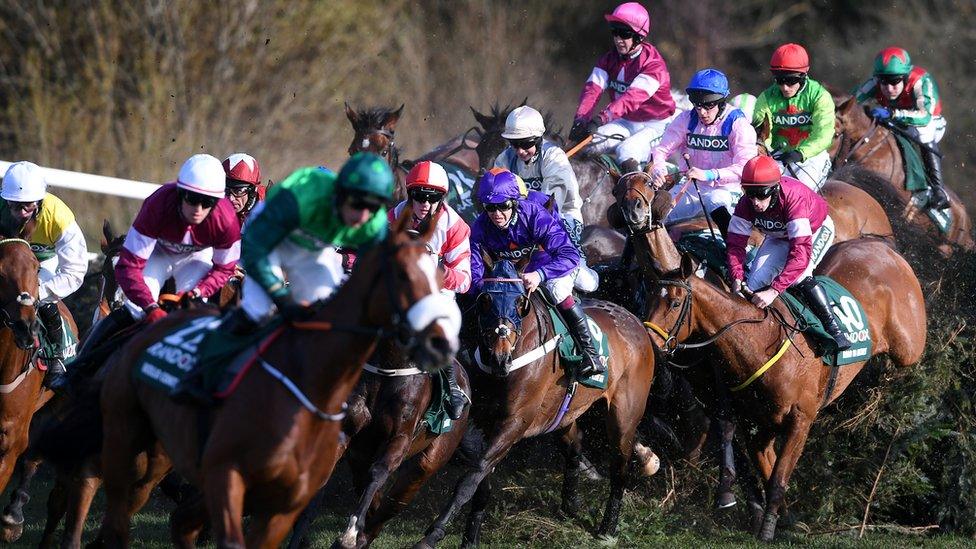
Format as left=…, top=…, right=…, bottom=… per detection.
left=477, top=168, right=522, bottom=204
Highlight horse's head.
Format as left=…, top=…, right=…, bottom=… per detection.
left=610, top=164, right=674, bottom=233
left=345, top=102, right=403, bottom=167
left=471, top=102, right=516, bottom=173
left=96, top=219, right=126, bottom=321
left=831, top=96, right=875, bottom=162
left=645, top=254, right=699, bottom=356
left=360, top=206, right=460, bottom=373
left=0, top=239, right=39, bottom=350
left=475, top=257, right=530, bottom=376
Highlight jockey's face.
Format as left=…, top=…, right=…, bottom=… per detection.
left=225, top=185, right=251, bottom=215
left=879, top=78, right=906, bottom=101
left=180, top=199, right=213, bottom=225
left=694, top=101, right=721, bottom=125
left=485, top=202, right=515, bottom=228
left=408, top=188, right=445, bottom=221
left=6, top=201, right=38, bottom=224
left=340, top=195, right=380, bottom=228
left=749, top=195, right=774, bottom=213
left=610, top=27, right=639, bottom=55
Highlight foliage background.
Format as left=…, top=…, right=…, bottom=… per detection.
left=1, top=0, right=975, bottom=544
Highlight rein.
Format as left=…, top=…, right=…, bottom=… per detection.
left=833, top=120, right=885, bottom=167
left=439, top=126, right=483, bottom=160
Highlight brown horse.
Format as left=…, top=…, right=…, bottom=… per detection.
left=287, top=343, right=471, bottom=549
left=345, top=103, right=407, bottom=201
left=414, top=258, right=658, bottom=547
left=95, top=212, right=460, bottom=548
left=617, top=176, right=927, bottom=541
left=831, top=97, right=974, bottom=255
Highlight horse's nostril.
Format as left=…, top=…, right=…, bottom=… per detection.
left=428, top=336, right=452, bottom=357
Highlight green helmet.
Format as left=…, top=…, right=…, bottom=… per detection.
left=873, top=47, right=913, bottom=77
left=336, top=152, right=394, bottom=201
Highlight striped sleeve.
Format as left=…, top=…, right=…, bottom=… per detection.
left=441, top=216, right=472, bottom=293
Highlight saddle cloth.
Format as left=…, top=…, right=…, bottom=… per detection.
left=893, top=131, right=953, bottom=233
left=547, top=307, right=611, bottom=390
left=780, top=275, right=873, bottom=366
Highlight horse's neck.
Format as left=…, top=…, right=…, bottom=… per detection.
left=632, top=228, right=683, bottom=275
left=516, top=295, right=555, bottom=357
left=0, top=329, right=29, bottom=384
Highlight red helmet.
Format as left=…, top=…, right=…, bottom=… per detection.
left=770, top=43, right=809, bottom=74
left=405, top=161, right=449, bottom=193
left=741, top=156, right=781, bottom=186
left=223, top=153, right=261, bottom=186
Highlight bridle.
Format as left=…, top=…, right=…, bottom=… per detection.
left=354, top=127, right=401, bottom=172
left=832, top=117, right=886, bottom=168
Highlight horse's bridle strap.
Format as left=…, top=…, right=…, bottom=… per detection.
left=258, top=358, right=347, bottom=421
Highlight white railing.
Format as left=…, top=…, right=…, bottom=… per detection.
left=0, top=160, right=160, bottom=199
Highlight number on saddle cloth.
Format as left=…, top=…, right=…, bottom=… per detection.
left=780, top=275, right=873, bottom=366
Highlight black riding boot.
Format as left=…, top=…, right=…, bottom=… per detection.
left=39, top=302, right=66, bottom=389
left=48, top=307, right=135, bottom=392
left=796, top=277, right=852, bottom=352
left=921, top=142, right=950, bottom=210
left=444, top=361, right=468, bottom=421
left=561, top=302, right=606, bottom=377
left=169, top=308, right=258, bottom=405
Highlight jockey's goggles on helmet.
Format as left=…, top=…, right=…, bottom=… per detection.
left=692, top=99, right=723, bottom=110
left=610, top=26, right=639, bottom=41
left=179, top=190, right=218, bottom=209
left=408, top=188, right=445, bottom=204
left=483, top=200, right=515, bottom=213
left=878, top=75, right=906, bottom=86
left=743, top=184, right=779, bottom=199
left=225, top=182, right=254, bottom=198
left=773, top=74, right=805, bottom=86
left=344, top=192, right=384, bottom=213
left=507, top=138, right=539, bottom=151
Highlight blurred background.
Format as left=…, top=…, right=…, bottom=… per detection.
left=0, top=0, right=972, bottom=246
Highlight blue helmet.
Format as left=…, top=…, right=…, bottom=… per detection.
left=686, top=69, right=730, bottom=103
left=477, top=168, right=522, bottom=205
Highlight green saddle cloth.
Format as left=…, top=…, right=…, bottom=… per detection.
left=893, top=131, right=953, bottom=233
left=547, top=308, right=610, bottom=390
left=134, top=315, right=282, bottom=394
left=40, top=314, right=78, bottom=364
left=422, top=369, right=455, bottom=435
left=779, top=276, right=873, bottom=366
left=441, top=161, right=478, bottom=223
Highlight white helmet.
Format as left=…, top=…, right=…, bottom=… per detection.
left=177, top=154, right=225, bottom=198
left=501, top=106, right=546, bottom=140
left=1, top=161, right=47, bottom=202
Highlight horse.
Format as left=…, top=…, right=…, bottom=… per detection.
left=414, top=258, right=658, bottom=547
left=94, top=211, right=461, bottom=548
left=615, top=173, right=927, bottom=541
left=345, top=103, right=407, bottom=201
left=831, top=96, right=974, bottom=256
left=287, top=342, right=472, bottom=549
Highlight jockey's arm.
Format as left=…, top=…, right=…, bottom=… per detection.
left=796, top=88, right=836, bottom=159
left=651, top=115, right=686, bottom=176
left=467, top=234, right=485, bottom=294
left=530, top=209, right=580, bottom=282
left=893, top=76, right=938, bottom=126
left=575, top=60, right=610, bottom=123
left=715, top=119, right=759, bottom=185
left=541, top=147, right=579, bottom=214
left=41, top=219, right=88, bottom=301
left=600, top=73, right=659, bottom=124
left=193, top=238, right=241, bottom=299
left=241, top=189, right=300, bottom=297
left=115, top=226, right=159, bottom=310
left=770, top=200, right=814, bottom=293
left=439, top=219, right=472, bottom=294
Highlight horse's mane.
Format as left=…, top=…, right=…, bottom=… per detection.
left=353, top=106, right=401, bottom=130
left=476, top=100, right=562, bottom=140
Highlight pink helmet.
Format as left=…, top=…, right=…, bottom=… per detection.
left=605, top=2, right=650, bottom=38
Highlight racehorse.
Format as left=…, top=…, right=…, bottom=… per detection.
left=615, top=172, right=927, bottom=541
left=831, top=96, right=974, bottom=256
left=287, top=342, right=471, bottom=549
left=95, top=211, right=461, bottom=547
left=414, top=258, right=658, bottom=547
left=345, top=103, right=407, bottom=201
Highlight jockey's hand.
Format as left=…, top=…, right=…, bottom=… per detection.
left=144, top=305, right=167, bottom=323
left=180, top=289, right=206, bottom=308
left=750, top=288, right=779, bottom=309
left=650, top=172, right=668, bottom=190
left=772, top=149, right=803, bottom=165
left=731, top=279, right=743, bottom=295
left=685, top=167, right=710, bottom=183
left=273, top=294, right=313, bottom=322
left=521, top=271, right=543, bottom=293
left=569, top=121, right=590, bottom=143
left=871, top=106, right=892, bottom=121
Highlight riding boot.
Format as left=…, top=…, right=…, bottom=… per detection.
left=48, top=307, right=135, bottom=393
left=796, top=277, right=852, bottom=352
left=169, top=308, right=258, bottom=405
left=38, top=302, right=67, bottom=389
left=561, top=302, right=606, bottom=377
left=444, top=361, right=468, bottom=421
left=921, top=143, right=950, bottom=210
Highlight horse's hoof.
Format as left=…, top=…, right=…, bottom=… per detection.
left=595, top=533, right=618, bottom=546
left=715, top=491, right=737, bottom=509
left=412, top=541, right=435, bottom=549
left=0, top=523, right=24, bottom=544
left=634, top=442, right=660, bottom=477
left=757, top=512, right=779, bottom=542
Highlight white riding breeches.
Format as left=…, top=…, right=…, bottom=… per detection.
left=588, top=118, right=672, bottom=163
left=544, top=267, right=579, bottom=304
left=916, top=115, right=946, bottom=145
left=123, top=247, right=214, bottom=319
left=777, top=149, right=831, bottom=192
left=745, top=216, right=835, bottom=291
left=665, top=181, right=743, bottom=225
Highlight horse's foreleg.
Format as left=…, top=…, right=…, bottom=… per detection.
left=460, top=476, right=491, bottom=549
left=62, top=472, right=101, bottom=549
left=169, top=489, right=207, bottom=549
left=758, top=413, right=813, bottom=542
left=598, top=397, right=643, bottom=537
left=246, top=508, right=305, bottom=549
left=203, top=466, right=247, bottom=548
left=557, top=423, right=584, bottom=518
left=414, top=422, right=527, bottom=549
left=337, top=435, right=414, bottom=549
left=1, top=455, right=41, bottom=542
left=37, top=474, right=67, bottom=549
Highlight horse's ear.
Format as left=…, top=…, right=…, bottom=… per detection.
left=519, top=97, right=527, bottom=107
left=382, top=104, right=404, bottom=131
left=392, top=203, right=412, bottom=234
left=680, top=253, right=697, bottom=279
left=838, top=96, right=857, bottom=116
left=102, top=219, right=114, bottom=244
left=650, top=190, right=675, bottom=227
left=544, top=194, right=556, bottom=213
left=643, top=161, right=655, bottom=176
left=345, top=102, right=359, bottom=127
left=471, top=106, right=491, bottom=129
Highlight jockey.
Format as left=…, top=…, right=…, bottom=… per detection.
left=753, top=43, right=835, bottom=192
left=171, top=153, right=393, bottom=402
left=726, top=156, right=852, bottom=351
left=0, top=161, right=87, bottom=386
left=855, top=47, right=949, bottom=210
left=469, top=169, right=607, bottom=377
left=223, top=153, right=265, bottom=226
left=569, top=2, right=676, bottom=168
left=50, top=154, right=241, bottom=391
left=494, top=106, right=599, bottom=292
left=389, top=160, right=471, bottom=419
left=650, top=69, right=757, bottom=228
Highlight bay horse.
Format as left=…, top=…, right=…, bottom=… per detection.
left=414, top=258, right=658, bottom=547
left=95, top=211, right=462, bottom=548
left=831, top=96, right=974, bottom=255
left=616, top=174, right=927, bottom=541
left=345, top=103, right=407, bottom=202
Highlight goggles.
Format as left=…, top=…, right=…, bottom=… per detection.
left=774, top=75, right=805, bottom=86
left=743, top=184, right=779, bottom=199
left=507, top=138, right=539, bottom=151
left=610, top=27, right=639, bottom=41
left=180, top=191, right=218, bottom=209
left=878, top=75, right=906, bottom=86
left=483, top=201, right=515, bottom=213
left=408, top=188, right=445, bottom=204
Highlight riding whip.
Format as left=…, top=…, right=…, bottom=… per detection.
left=565, top=134, right=593, bottom=159
left=683, top=154, right=719, bottom=240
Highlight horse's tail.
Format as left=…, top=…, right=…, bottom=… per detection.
left=34, top=382, right=103, bottom=468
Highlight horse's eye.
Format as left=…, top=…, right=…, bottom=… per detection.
left=669, top=299, right=680, bottom=310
